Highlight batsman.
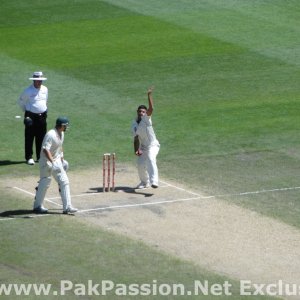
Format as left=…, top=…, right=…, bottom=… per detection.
left=33, top=117, right=78, bottom=214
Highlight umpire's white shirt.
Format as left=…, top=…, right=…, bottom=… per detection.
left=18, top=84, right=48, bottom=113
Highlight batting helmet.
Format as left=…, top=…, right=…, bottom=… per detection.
left=56, top=116, right=69, bottom=127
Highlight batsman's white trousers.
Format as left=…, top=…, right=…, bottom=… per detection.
left=137, top=144, right=160, bottom=186
left=34, top=160, right=72, bottom=211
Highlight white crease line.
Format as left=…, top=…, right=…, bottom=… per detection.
left=161, top=180, right=300, bottom=198
left=77, top=196, right=203, bottom=213
left=77, top=185, right=300, bottom=213
left=78, top=185, right=300, bottom=213
left=47, top=192, right=99, bottom=200
left=160, top=180, right=200, bottom=196
left=219, top=186, right=300, bottom=198
left=13, top=186, right=35, bottom=197
left=46, top=184, right=184, bottom=200
left=0, top=214, right=52, bottom=221
left=13, top=187, right=62, bottom=207
left=11, top=185, right=300, bottom=215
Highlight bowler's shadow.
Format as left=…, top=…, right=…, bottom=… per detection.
left=89, top=186, right=154, bottom=197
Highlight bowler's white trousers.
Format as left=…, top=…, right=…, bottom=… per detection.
left=137, top=144, right=160, bottom=186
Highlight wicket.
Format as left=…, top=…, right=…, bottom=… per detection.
left=102, top=153, right=116, bottom=192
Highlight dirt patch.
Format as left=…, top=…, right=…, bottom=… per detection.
left=3, top=165, right=300, bottom=295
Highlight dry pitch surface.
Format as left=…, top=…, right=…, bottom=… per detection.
left=2, top=164, right=300, bottom=295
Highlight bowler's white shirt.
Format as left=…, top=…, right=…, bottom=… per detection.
left=18, top=84, right=48, bottom=113
left=132, top=115, right=159, bottom=150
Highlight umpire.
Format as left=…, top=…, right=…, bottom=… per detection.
left=18, top=71, right=48, bottom=165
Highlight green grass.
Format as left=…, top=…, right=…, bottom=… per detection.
left=0, top=194, right=276, bottom=300
left=1, top=0, right=299, bottom=226
left=1, top=0, right=300, bottom=298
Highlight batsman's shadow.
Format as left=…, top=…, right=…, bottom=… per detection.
left=0, top=209, right=61, bottom=218
left=89, top=186, right=154, bottom=197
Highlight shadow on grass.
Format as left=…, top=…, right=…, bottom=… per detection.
left=0, top=160, right=25, bottom=166
left=89, top=186, right=154, bottom=197
left=0, top=209, right=61, bottom=218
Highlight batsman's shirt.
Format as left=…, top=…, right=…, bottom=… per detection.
left=132, top=115, right=159, bottom=151
left=40, top=129, right=64, bottom=162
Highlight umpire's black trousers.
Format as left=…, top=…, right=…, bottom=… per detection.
left=24, top=111, right=47, bottom=161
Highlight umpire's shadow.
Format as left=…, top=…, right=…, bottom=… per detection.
left=0, top=160, right=25, bottom=166
left=89, top=186, right=154, bottom=197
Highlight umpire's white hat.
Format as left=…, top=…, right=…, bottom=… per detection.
left=29, top=71, right=47, bottom=81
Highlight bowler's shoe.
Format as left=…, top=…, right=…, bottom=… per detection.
left=63, top=206, right=78, bottom=214
left=136, top=182, right=150, bottom=189
left=33, top=206, right=48, bottom=214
